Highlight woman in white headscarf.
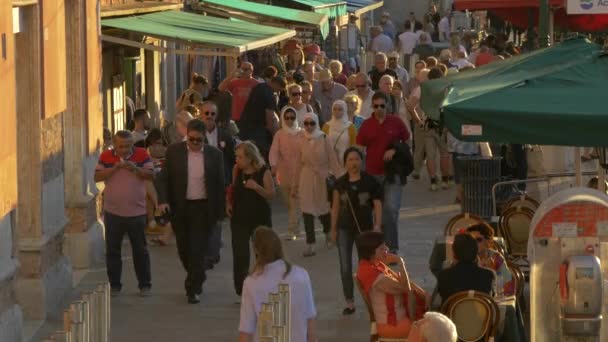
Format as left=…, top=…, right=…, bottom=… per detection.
left=322, top=100, right=357, bottom=168
left=293, top=112, right=342, bottom=257
left=269, top=107, right=304, bottom=241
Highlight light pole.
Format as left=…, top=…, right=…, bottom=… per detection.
left=538, top=0, right=550, bottom=47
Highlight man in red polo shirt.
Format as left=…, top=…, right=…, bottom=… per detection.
left=357, top=92, right=410, bottom=253
left=95, top=130, right=154, bottom=296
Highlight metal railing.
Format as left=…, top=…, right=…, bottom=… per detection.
left=257, top=283, right=291, bottom=342
left=490, top=171, right=599, bottom=220
left=42, top=283, right=111, bottom=342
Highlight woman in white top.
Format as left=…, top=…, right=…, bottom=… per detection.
left=239, top=227, right=317, bottom=342
left=322, top=100, right=357, bottom=167
left=269, top=107, right=303, bottom=241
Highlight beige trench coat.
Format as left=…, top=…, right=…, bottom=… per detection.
left=294, top=134, right=343, bottom=216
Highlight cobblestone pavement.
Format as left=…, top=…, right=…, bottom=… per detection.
left=34, top=177, right=458, bottom=342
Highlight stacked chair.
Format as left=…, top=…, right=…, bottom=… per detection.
left=441, top=291, right=500, bottom=342
left=257, top=284, right=291, bottom=342
left=498, top=195, right=538, bottom=278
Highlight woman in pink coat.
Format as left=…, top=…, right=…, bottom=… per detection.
left=269, top=107, right=303, bottom=241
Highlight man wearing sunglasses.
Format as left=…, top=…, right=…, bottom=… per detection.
left=347, top=73, right=374, bottom=119
left=155, top=119, right=226, bottom=304
left=218, top=62, right=259, bottom=123
left=199, top=101, right=236, bottom=269
left=357, top=92, right=410, bottom=254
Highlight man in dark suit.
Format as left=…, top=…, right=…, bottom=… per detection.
left=437, top=233, right=496, bottom=304
left=155, top=119, right=225, bottom=304
left=199, top=101, right=236, bottom=268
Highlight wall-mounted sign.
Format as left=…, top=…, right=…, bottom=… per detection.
left=567, top=0, right=608, bottom=14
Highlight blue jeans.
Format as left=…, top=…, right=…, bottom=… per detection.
left=104, top=212, right=152, bottom=290
left=337, top=227, right=358, bottom=301
left=373, top=175, right=402, bottom=252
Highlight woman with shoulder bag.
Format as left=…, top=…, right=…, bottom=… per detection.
left=330, top=147, right=383, bottom=315
left=293, top=112, right=342, bottom=257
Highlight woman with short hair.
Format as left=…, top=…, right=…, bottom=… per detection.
left=227, top=141, right=275, bottom=297
left=238, top=227, right=317, bottom=342
left=344, top=94, right=365, bottom=132
left=329, top=59, right=347, bottom=85
left=284, top=84, right=313, bottom=126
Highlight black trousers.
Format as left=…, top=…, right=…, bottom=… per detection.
left=303, top=212, right=331, bottom=244
left=230, top=222, right=257, bottom=296
left=172, top=200, right=210, bottom=296
left=104, top=213, right=151, bottom=290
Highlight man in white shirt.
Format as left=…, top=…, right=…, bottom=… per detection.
left=438, top=11, right=451, bottom=42
left=380, top=12, right=396, bottom=40
left=453, top=51, right=475, bottom=70
left=368, top=26, right=394, bottom=54
left=131, top=109, right=150, bottom=147
left=398, top=22, right=422, bottom=72
left=348, top=73, right=374, bottom=119
left=388, top=52, right=410, bottom=87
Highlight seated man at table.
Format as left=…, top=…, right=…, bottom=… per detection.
left=356, top=231, right=428, bottom=339
left=437, top=233, right=496, bottom=304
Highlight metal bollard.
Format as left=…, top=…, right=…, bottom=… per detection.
left=272, top=326, right=285, bottom=342
left=259, top=337, right=275, bottom=342
left=268, top=293, right=281, bottom=326
left=94, top=286, right=105, bottom=342
left=82, top=292, right=94, bottom=342
left=70, top=301, right=86, bottom=342
left=258, top=303, right=275, bottom=338
left=51, top=331, right=71, bottom=342
left=278, top=284, right=290, bottom=341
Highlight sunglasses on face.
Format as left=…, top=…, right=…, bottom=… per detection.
left=204, top=111, right=216, bottom=117
left=356, top=84, right=367, bottom=88
left=373, top=104, right=386, bottom=109
left=291, top=92, right=302, bottom=97
left=303, top=121, right=316, bottom=127
left=284, top=116, right=296, bottom=121
left=241, top=68, right=252, bottom=72
left=188, top=137, right=203, bottom=143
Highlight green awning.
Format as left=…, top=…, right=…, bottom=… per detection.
left=420, top=38, right=607, bottom=146
left=200, top=0, right=329, bottom=39
left=101, top=10, right=296, bottom=53
left=281, top=0, right=347, bottom=19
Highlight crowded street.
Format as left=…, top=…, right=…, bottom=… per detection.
left=2, top=0, right=608, bottom=341
left=33, top=177, right=459, bottom=341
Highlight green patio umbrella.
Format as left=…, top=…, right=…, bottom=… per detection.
left=420, top=37, right=606, bottom=146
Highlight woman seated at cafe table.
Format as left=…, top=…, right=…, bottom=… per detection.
left=356, top=231, right=428, bottom=339
left=466, top=224, right=515, bottom=297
